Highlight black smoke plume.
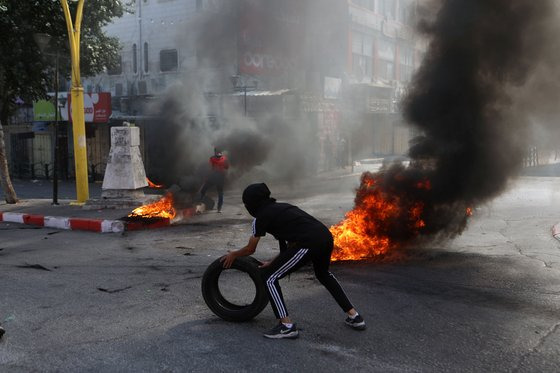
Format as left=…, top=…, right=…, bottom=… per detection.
left=353, top=0, right=559, bottom=245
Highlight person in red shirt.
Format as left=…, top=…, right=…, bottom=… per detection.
left=200, top=148, right=229, bottom=212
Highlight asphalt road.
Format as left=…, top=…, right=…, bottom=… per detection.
left=1, top=175, right=559, bottom=372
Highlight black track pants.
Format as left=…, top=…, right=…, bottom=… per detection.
left=260, top=240, right=354, bottom=319
left=200, top=172, right=225, bottom=210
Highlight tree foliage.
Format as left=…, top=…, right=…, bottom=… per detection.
left=0, top=0, right=125, bottom=119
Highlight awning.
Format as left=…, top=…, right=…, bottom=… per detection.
left=231, top=89, right=293, bottom=97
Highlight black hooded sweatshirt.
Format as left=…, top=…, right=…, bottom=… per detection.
left=242, top=183, right=332, bottom=249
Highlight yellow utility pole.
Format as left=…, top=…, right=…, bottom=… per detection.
left=60, top=0, right=89, bottom=203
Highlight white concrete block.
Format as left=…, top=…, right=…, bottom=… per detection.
left=103, top=126, right=148, bottom=191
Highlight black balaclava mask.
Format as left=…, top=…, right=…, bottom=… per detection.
left=242, top=183, right=276, bottom=217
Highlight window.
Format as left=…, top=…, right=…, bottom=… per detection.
left=398, top=0, right=412, bottom=23
left=378, top=60, right=394, bottom=80
left=160, top=49, right=178, bottom=72
left=196, top=0, right=202, bottom=11
left=399, top=46, right=414, bottom=82
left=399, top=46, right=413, bottom=66
left=107, top=55, right=122, bottom=75
left=352, top=32, right=373, bottom=57
left=377, top=38, right=395, bottom=61
left=380, top=0, right=395, bottom=20
left=376, top=38, right=395, bottom=80
left=353, top=54, right=373, bottom=78
left=143, top=42, right=149, bottom=73
left=351, top=31, right=374, bottom=79
left=132, top=44, right=138, bottom=73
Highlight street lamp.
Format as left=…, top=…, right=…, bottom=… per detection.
left=34, top=33, right=61, bottom=205
left=230, top=75, right=258, bottom=116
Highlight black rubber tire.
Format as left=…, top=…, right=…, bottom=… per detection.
left=201, top=256, right=269, bottom=322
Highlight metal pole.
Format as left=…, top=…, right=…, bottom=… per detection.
left=244, top=86, right=247, bottom=116
left=53, top=48, right=60, bottom=205
left=61, top=0, right=89, bottom=204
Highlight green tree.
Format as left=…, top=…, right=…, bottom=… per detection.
left=0, top=0, right=124, bottom=203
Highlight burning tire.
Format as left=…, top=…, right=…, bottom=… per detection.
left=201, top=256, right=269, bottom=322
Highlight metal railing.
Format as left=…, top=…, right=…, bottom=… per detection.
left=89, top=162, right=107, bottom=183
left=10, top=162, right=53, bottom=180
left=523, top=146, right=539, bottom=168
left=9, top=161, right=109, bottom=182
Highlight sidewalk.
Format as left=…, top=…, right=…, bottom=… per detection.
left=0, top=180, right=164, bottom=233
left=0, top=168, right=364, bottom=234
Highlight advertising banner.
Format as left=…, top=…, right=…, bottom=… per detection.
left=33, top=92, right=111, bottom=123
left=65, top=92, right=112, bottom=123
left=33, top=99, right=57, bottom=121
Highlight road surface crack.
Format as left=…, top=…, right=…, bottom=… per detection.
left=501, top=220, right=553, bottom=268
left=513, top=322, right=560, bottom=372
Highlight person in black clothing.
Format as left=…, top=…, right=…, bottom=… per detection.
left=221, top=183, right=366, bottom=339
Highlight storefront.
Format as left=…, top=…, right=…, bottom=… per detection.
left=5, top=92, right=113, bottom=180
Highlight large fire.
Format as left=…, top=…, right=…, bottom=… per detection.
left=128, top=192, right=176, bottom=219
left=329, top=168, right=475, bottom=262
left=329, top=171, right=431, bottom=261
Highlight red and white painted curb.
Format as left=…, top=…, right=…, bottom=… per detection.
left=553, top=223, right=560, bottom=242
left=0, top=207, right=196, bottom=233
left=0, top=211, right=125, bottom=233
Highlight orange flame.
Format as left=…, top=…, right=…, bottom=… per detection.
left=147, top=177, right=164, bottom=189
left=128, top=192, right=176, bottom=219
left=329, top=173, right=429, bottom=261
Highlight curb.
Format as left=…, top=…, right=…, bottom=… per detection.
left=0, top=207, right=196, bottom=234
left=0, top=211, right=126, bottom=233
left=553, top=223, right=560, bottom=242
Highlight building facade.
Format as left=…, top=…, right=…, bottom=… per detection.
left=5, top=0, right=423, bottom=182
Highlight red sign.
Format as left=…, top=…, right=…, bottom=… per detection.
left=65, top=92, right=112, bottom=123
left=237, top=3, right=301, bottom=75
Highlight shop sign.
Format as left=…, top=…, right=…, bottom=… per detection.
left=34, top=92, right=111, bottom=123
left=33, top=99, right=56, bottom=121
left=65, top=92, right=112, bottom=123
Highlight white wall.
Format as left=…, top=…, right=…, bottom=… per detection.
left=85, top=0, right=199, bottom=97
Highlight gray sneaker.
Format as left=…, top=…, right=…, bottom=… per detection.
left=345, top=314, right=366, bottom=330
left=263, top=323, right=299, bottom=339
